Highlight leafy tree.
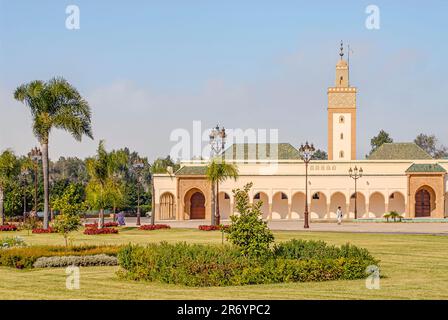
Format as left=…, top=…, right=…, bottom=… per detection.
left=14, top=78, right=93, bottom=229
left=312, top=149, right=328, bottom=160
left=225, top=183, right=274, bottom=257
left=414, top=133, right=448, bottom=159
left=52, top=213, right=82, bottom=247
left=206, top=159, right=238, bottom=226
left=0, top=150, right=20, bottom=225
left=368, top=130, right=393, bottom=156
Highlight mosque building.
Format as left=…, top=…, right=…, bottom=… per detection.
left=153, top=45, right=448, bottom=222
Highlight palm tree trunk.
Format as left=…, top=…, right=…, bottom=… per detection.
left=42, top=143, right=50, bottom=229
left=0, top=187, right=4, bottom=225
left=216, top=181, right=220, bottom=226
left=99, top=208, right=104, bottom=228
left=211, top=182, right=216, bottom=225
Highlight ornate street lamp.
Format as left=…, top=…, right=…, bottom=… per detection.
left=209, top=125, right=227, bottom=225
left=209, top=124, right=227, bottom=158
left=299, top=142, right=315, bottom=229
left=20, top=168, right=30, bottom=221
left=349, top=166, right=363, bottom=219
left=28, top=147, right=42, bottom=214
left=132, top=159, right=145, bottom=226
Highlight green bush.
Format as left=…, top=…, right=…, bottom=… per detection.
left=225, top=183, right=274, bottom=257
left=1, top=236, right=26, bottom=249
left=117, top=241, right=379, bottom=287
left=33, top=254, right=117, bottom=268
left=0, top=245, right=121, bottom=269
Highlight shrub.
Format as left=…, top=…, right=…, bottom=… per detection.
left=84, top=227, right=119, bottom=235
left=198, top=225, right=229, bottom=231
left=33, top=254, right=118, bottom=268
left=384, top=211, right=403, bottom=222
left=0, top=245, right=121, bottom=269
left=1, top=236, right=26, bottom=249
left=117, top=241, right=378, bottom=287
left=32, top=227, right=56, bottom=234
left=224, top=183, right=274, bottom=256
left=52, top=213, right=82, bottom=247
left=0, top=224, right=18, bottom=232
left=139, top=224, right=171, bottom=231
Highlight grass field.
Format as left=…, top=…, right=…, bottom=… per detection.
left=1, top=228, right=448, bottom=300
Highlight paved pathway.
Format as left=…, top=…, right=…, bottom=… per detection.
left=87, top=217, right=448, bottom=235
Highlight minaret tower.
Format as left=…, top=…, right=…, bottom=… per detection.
left=327, top=41, right=357, bottom=160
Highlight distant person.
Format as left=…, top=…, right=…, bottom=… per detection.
left=336, top=206, right=343, bottom=225
left=117, top=211, right=126, bottom=226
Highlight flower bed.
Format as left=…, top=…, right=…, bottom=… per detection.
left=84, top=227, right=119, bottom=235
left=139, top=224, right=171, bottom=231
left=84, top=222, right=119, bottom=228
left=32, top=227, right=56, bottom=234
left=0, top=225, right=18, bottom=232
left=198, top=225, right=229, bottom=231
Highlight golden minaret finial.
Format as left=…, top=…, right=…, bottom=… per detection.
left=339, top=40, right=344, bottom=60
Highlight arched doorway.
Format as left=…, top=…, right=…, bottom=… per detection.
left=254, top=192, right=270, bottom=219
left=159, top=192, right=175, bottom=220
left=310, top=192, right=327, bottom=219
left=291, top=192, right=306, bottom=219
left=218, top=192, right=231, bottom=220
left=272, top=192, right=288, bottom=219
left=190, top=192, right=206, bottom=219
left=415, top=188, right=432, bottom=217
left=369, top=192, right=386, bottom=218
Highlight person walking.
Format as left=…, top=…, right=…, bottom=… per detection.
left=336, top=206, right=343, bottom=225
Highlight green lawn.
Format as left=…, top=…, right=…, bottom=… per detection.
left=1, top=228, right=448, bottom=300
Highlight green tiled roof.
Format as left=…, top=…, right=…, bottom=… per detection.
left=222, top=143, right=300, bottom=160
left=405, top=163, right=446, bottom=173
left=175, top=166, right=207, bottom=176
left=368, top=143, right=432, bottom=160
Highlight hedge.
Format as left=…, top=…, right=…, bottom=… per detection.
left=0, top=245, right=121, bottom=269
left=33, top=254, right=118, bottom=268
left=117, top=240, right=379, bottom=287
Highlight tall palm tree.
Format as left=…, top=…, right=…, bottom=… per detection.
left=206, top=159, right=238, bottom=226
left=14, top=78, right=93, bottom=229
left=0, top=150, right=20, bottom=225
left=86, top=141, right=127, bottom=228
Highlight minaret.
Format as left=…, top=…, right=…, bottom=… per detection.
left=327, top=41, right=357, bottom=160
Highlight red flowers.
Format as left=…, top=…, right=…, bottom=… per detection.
left=83, top=227, right=119, bottom=235
left=84, top=222, right=118, bottom=228
left=139, top=224, right=171, bottom=231
left=0, top=224, right=18, bottom=232
left=32, top=227, right=56, bottom=234
left=198, top=225, right=229, bottom=231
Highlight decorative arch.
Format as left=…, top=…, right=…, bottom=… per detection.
left=184, top=188, right=206, bottom=220
left=310, top=192, right=327, bottom=219
left=253, top=191, right=270, bottom=219
left=329, top=192, right=347, bottom=219
left=291, top=192, right=306, bottom=219
left=272, top=192, right=288, bottom=219
left=218, top=191, right=231, bottom=220
left=415, top=186, right=436, bottom=217
left=349, top=192, right=367, bottom=218
left=159, top=192, right=175, bottom=220
left=369, top=192, right=386, bottom=218
left=388, top=191, right=406, bottom=215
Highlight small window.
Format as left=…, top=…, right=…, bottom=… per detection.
left=254, top=193, right=260, bottom=200
left=224, top=193, right=230, bottom=200
left=339, top=150, right=344, bottom=158
left=312, top=193, right=320, bottom=200
left=339, top=76, right=343, bottom=85
left=339, top=116, right=345, bottom=123
left=340, top=133, right=344, bottom=140
left=281, top=193, right=288, bottom=200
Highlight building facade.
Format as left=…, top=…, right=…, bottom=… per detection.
left=153, top=50, right=448, bottom=222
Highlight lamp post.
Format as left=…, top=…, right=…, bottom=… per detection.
left=21, top=168, right=30, bottom=221
left=209, top=125, right=226, bottom=226
left=348, top=166, right=363, bottom=220
left=299, top=142, right=315, bottom=229
left=28, top=147, right=42, bottom=214
left=132, top=159, right=145, bottom=226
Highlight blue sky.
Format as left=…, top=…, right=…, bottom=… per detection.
left=1, top=0, right=447, bottom=160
